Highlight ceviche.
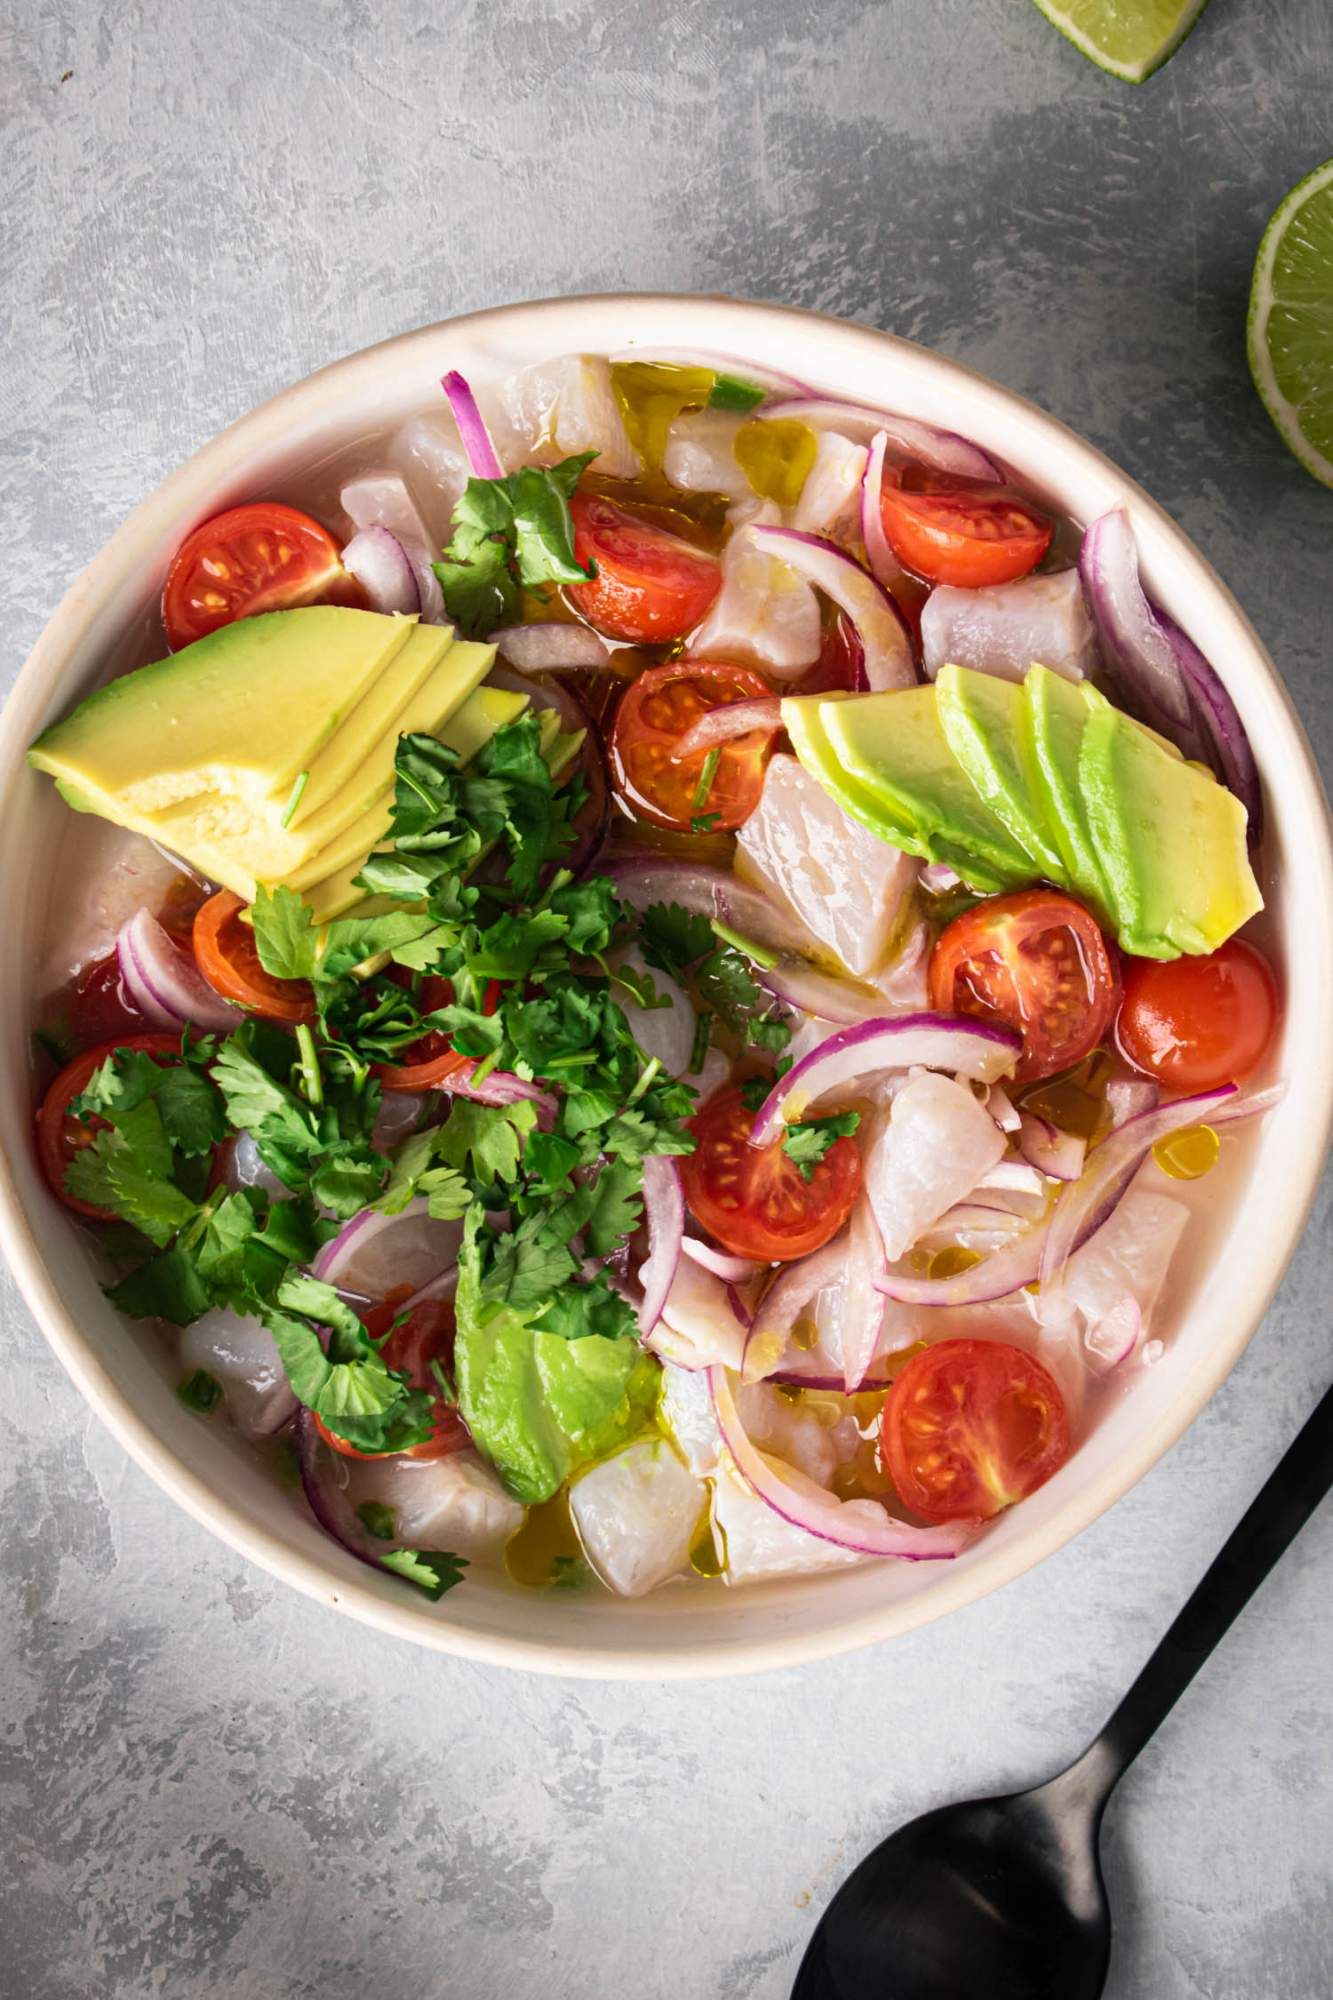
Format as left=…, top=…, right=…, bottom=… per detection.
left=26, top=351, right=1280, bottom=1602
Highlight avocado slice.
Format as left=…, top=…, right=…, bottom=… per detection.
left=1021, top=664, right=1118, bottom=925
left=779, top=692, right=947, bottom=858
left=301, top=685, right=535, bottom=922
left=28, top=607, right=414, bottom=817
left=1078, top=682, right=1261, bottom=958
left=805, top=688, right=1035, bottom=893
left=146, top=638, right=498, bottom=894
left=935, top=664, right=1066, bottom=881
left=284, top=620, right=456, bottom=829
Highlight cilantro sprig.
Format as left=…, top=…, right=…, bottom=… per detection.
left=432, top=453, right=598, bottom=637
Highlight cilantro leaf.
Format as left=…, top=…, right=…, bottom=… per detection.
left=534, top=1269, right=639, bottom=1343
left=64, top=1126, right=198, bottom=1246
left=781, top=1110, right=861, bottom=1180
left=640, top=901, right=715, bottom=979
left=433, top=454, right=596, bottom=639
left=379, top=1548, right=468, bottom=1599
left=108, top=1244, right=212, bottom=1323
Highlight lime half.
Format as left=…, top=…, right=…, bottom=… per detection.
left=1248, top=159, right=1333, bottom=489
left=1030, top=0, right=1211, bottom=83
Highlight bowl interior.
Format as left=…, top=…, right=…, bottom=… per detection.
left=2, top=295, right=1329, bottom=1677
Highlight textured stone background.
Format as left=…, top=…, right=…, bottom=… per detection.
left=2, top=2, right=1331, bottom=1994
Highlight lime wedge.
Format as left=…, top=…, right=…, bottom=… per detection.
left=1029, top=0, right=1211, bottom=83
left=1248, top=159, right=1333, bottom=489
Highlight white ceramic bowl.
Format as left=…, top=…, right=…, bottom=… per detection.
left=2, top=295, right=1329, bottom=1679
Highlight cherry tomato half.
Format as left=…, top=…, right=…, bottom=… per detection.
left=929, top=889, right=1120, bottom=1085
left=1117, top=939, right=1279, bottom=1093
left=37, top=1032, right=185, bottom=1219
left=610, top=660, right=776, bottom=833
left=162, top=502, right=354, bottom=651
left=680, top=1084, right=861, bottom=1264
left=881, top=1338, right=1071, bottom=1523
left=194, top=891, right=316, bottom=1025
left=567, top=490, right=722, bottom=643
left=375, top=975, right=501, bottom=1093
left=315, top=1294, right=470, bottom=1461
left=879, top=468, right=1052, bottom=588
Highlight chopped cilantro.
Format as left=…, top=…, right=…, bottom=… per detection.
left=355, top=1501, right=397, bottom=1542
left=380, top=1548, right=469, bottom=1600
left=433, top=453, right=597, bottom=638
left=781, top=1110, right=861, bottom=1180
left=177, top=1369, right=222, bottom=1414
left=692, top=747, right=721, bottom=813
left=709, top=372, right=767, bottom=413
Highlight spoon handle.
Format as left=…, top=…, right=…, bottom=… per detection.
left=1087, top=1378, right=1333, bottom=1791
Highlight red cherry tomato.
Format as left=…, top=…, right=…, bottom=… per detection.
left=680, top=1084, right=861, bottom=1264
left=567, top=490, right=722, bottom=643
left=610, top=660, right=776, bottom=833
left=36, top=1032, right=185, bottom=1219
left=879, top=468, right=1052, bottom=588
left=315, top=1295, right=470, bottom=1461
left=881, top=1338, right=1071, bottom=1523
left=162, top=502, right=356, bottom=651
left=375, top=976, right=501, bottom=1093
left=1117, top=939, right=1279, bottom=1092
left=194, top=891, right=315, bottom=1025
left=929, top=889, right=1120, bottom=1085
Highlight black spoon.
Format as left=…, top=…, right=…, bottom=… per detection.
left=793, top=1379, right=1333, bottom=2000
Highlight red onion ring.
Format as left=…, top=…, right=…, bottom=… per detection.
left=1017, top=1112, right=1086, bottom=1183
left=296, top=1410, right=398, bottom=1568
left=672, top=697, right=783, bottom=762
left=756, top=958, right=884, bottom=1026
left=605, top=855, right=824, bottom=961
left=681, top=1237, right=763, bottom=1285
left=750, top=527, right=915, bottom=694
left=761, top=398, right=1002, bottom=480
left=1158, top=608, right=1262, bottom=837
left=1079, top=509, right=1192, bottom=730
left=341, top=526, right=420, bottom=616
left=441, top=370, right=504, bottom=478
left=117, top=909, right=239, bottom=1033
left=493, top=623, right=613, bottom=672
left=710, top=1369, right=974, bottom=1559
left=637, top=1155, right=684, bottom=1337
left=859, top=431, right=903, bottom=590
left=749, top=1011, right=1021, bottom=1149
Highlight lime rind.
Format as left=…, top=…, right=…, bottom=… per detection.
left=1247, top=157, right=1333, bottom=490
left=1029, top=0, right=1211, bottom=84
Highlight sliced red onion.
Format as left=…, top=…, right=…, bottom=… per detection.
left=673, top=696, right=783, bottom=762
left=607, top=346, right=811, bottom=396
left=312, top=1201, right=465, bottom=1299
left=605, top=855, right=823, bottom=961
left=1038, top=1083, right=1281, bottom=1312
left=919, top=862, right=961, bottom=894
left=876, top=1218, right=1050, bottom=1306
left=341, top=526, right=420, bottom=616
left=441, top=369, right=504, bottom=478
left=486, top=660, right=590, bottom=740
left=750, top=527, right=915, bottom=694
left=445, top=1065, right=557, bottom=1125
left=1079, top=509, right=1192, bottom=730
left=756, top=958, right=884, bottom=1026
left=859, top=431, right=904, bottom=590
left=492, top=623, right=612, bottom=672
left=761, top=398, right=1001, bottom=480
left=710, top=1369, right=973, bottom=1560
left=296, top=1410, right=395, bottom=1569
left=341, top=473, right=444, bottom=624
left=1018, top=1112, right=1086, bottom=1183
left=742, top=1236, right=849, bottom=1384
left=682, top=1237, right=763, bottom=1285
left=648, top=1259, right=750, bottom=1371
left=637, top=1155, right=684, bottom=1337
left=749, top=1012, right=1020, bottom=1148
left=372, top=1091, right=427, bottom=1152
left=117, top=909, right=239, bottom=1032
left=1158, top=608, right=1262, bottom=836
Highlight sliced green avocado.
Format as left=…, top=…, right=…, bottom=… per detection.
left=284, top=620, right=455, bottom=829
left=153, top=636, right=500, bottom=895
left=805, top=688, right=1035, bottom=893
left=935, top=665, right=1066, bottom=881
left=779, top=691, right=952, bottom=859
left=28, top=607, right=414, bottom=817
left=1021, top=664, right=1117, bottom=926
left=1078, top=682, right=1261, bottom=958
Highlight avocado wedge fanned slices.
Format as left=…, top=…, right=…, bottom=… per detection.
left=781, top=663, right=1263, bottom=961
left=27, top=607, right=505, bottom=907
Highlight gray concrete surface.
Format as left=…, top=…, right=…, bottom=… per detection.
left=2, top=2, right=1331, bottom=1994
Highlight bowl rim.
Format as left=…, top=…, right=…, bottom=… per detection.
left=3, top=291, right=1330, bottom=1680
